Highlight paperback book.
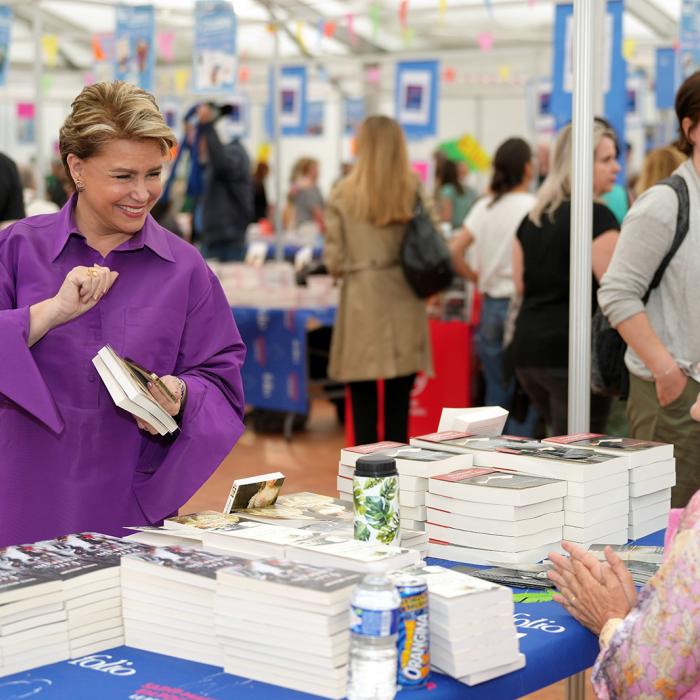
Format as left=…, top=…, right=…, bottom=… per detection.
left=223, top=472, right=285, bottom=514
left=92, top=345, right=178, bottom=435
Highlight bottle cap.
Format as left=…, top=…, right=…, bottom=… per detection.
left=355, top=454, right=398, bottom=478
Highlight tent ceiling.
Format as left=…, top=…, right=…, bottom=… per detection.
left=4, top=0, right=683, bottom=70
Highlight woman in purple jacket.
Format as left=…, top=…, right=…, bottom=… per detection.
left=0, top=81, right=246, bottom=547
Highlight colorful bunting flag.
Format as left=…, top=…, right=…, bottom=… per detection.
left=41, top=34, right=58, bottom=67
left=174, top=68, right=190, bottom=95
left=157, top=31, right=175, bottom=62
left=399, top=0, right=409, bottom=28
left=323, top=20, right=336, bottom=38
left=477, top=31, right=494, bottom=52
left=370, top=4, right=380, bottom=39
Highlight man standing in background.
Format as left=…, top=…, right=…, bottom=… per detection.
left=196, top=104, right=254, bottom=262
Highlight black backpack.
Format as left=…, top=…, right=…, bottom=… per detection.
left=400, top=195, right=454, bottom=298
left=591, top=174, right=690, bottom=398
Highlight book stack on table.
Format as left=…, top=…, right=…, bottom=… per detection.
left=412, top=433, right=631, bottom=548
left=336, top=442, right=476, bottom=553
left=216, top=558, right=361, bottom=699
left=0, top=549, right=69, bottom=676
left=132, top=511, right=421, bottom=575
left=390, top=565, right=524, bottom=685
left=425, top=468, right=566, bottom=565
left=544, top=435, right=674, bottom=540
left=26, top=533, right=146, bottom=659
left=120, top=546, right=243, bottom=667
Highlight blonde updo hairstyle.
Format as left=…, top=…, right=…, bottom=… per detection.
left=59, top=81, right=177, bottom=187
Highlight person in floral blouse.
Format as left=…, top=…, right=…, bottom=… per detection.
left=548, top=382, right=700, bottom=699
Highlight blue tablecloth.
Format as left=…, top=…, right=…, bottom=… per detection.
left=233, top=306, right=336, bottom=414
left=1, top=530, right=665, bottom=700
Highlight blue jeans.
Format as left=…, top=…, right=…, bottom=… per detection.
left=477, top=296, right=539, bottom=437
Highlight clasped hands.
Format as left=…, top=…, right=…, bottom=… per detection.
left=547, top=541, right=637, bottom=636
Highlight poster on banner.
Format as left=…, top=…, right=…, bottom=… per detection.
left=160, top=98, right=181, bottom=129
left=0, top=6, right=12, bottom=88
left=306, top=101, right=324, bottom=136
left=680, top=0, right=700, bottom=78
left=266, top=66, right=307, bottom=137
left=16, top=103, right=35, bottom=145
left=344, top=97, right=364, bottom=135
left=193, top=1, right=237, bottom=93
left=92, top=33, right=115, bottom=83
left=221, top=94, right=249, bottom=138
left=395, top=60, right=439, bottom=139
left=114, top=4, right=155, bottom=91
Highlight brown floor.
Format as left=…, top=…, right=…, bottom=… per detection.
left=181, top=399, right=595, bottom=700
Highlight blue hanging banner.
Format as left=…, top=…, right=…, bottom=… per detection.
left=344, top=98, right=365, bottom=136
left=265, top=65, right=308, bottom=137
left=114, top=4, right=155, bottom=91
left=395, top=59, right=439, bottom=140
left=680, top=0, right=700, bottom=78
left=193, top=1, right=237, bottom=93
left=656, top=47, right=679, bottom=111
left=0, top=6, right=12, bottom=88
left=550, top=1, right=626, bottom=174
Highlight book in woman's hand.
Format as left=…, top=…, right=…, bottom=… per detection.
left=92, top=345, right=178, bottom=435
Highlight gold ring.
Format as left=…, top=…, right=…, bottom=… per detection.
left=569, top=595, right=576, bottom=604
left=87, top=268, right=98, bottom=278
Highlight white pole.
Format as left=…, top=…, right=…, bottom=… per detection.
left=568, top=0, right=595, bottom=434
left=268, top=4, right=283, bottom=261
left=32, top=3, right=46, bottom=199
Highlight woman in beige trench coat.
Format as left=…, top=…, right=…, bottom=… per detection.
left=324, top=115, right=433, bottom=444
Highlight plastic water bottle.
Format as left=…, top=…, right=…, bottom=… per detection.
left=346, top=574, right=400, bottom=700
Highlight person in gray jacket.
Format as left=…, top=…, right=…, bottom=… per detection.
left=598, top=71, right=700, bottom=508
left=196, top=104, right=253, bottom=261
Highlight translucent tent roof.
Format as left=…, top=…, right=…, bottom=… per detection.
left=4, top=0, right=685, bottom=70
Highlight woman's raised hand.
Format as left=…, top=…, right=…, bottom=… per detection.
left=52, top=265, right=119, bottom=324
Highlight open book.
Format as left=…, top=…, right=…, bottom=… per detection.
left=92, top=345, right=179, bottom=435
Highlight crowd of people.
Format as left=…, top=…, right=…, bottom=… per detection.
left=1, top=71, right=700, bottom=695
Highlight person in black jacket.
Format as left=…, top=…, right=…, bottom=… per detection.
left=196, top=104, right=254, bottom=261
left=0, top=152, right=26, bottom=227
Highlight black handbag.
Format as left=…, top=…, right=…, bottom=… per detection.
left=591, top=174, right=690, bottom=399
left=400, top=194, right=454, bottom=298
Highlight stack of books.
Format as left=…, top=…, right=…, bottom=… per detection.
left=216, top=557, right=361, bottom=699
left=412, top=433, right=630, bottom=547
left=543, top=435, right=674, bottom=540
left=0, top=547, right=68, bottom=676
left=336, top=442, right=474, bottom=553
left=390, top=564, right=523, bottom=685
left=26, top=533, right=143, bottom=659
left=121, top=545, right=243, bottom=666
left=425, top=468, right=566, bottom=565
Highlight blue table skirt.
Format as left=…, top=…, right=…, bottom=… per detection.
left=1, top=530, right=665, bottom=700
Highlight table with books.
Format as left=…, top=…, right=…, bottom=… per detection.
left=0, top=525, right=665, bottom=700
left=0, top=428, right=673, bottom=700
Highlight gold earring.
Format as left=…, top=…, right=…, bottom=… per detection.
left=75, top=179, right=85, bottom=192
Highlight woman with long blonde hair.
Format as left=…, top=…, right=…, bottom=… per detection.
left=510, top=120, right=620, bottom=435
left=324, top=115, right=433, bottom=443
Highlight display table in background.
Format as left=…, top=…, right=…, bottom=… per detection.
left=1, top=529, right=665, bottom=700
left=232, top=305, right=337, bottom=418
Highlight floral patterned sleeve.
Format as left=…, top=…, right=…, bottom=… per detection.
left=592, top=491, right=700, bottom=700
